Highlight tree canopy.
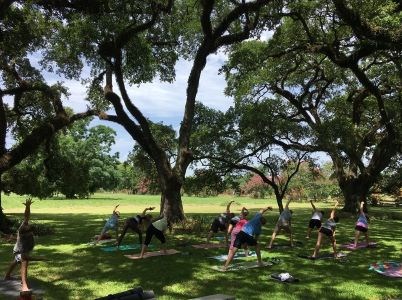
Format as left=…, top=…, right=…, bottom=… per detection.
left=222, top=0, right=402, bottom=212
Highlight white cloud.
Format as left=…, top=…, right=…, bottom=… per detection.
left=21, top=52, right=233, bottom=161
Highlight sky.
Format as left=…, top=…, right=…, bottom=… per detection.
left=60, top=52, right=233, bottom=162
left=6, top=32, right=329, bottom=166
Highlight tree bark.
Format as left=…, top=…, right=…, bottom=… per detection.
left=159, top=175, right=185, bottom=222
left=339, top=177, right=370, bottom=213
left=0, top=175, right=12, bottom=234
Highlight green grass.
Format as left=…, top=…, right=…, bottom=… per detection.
left=1, top=193, right=401, bottom=299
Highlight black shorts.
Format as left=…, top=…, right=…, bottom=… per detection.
left=233, top=231, right=257, bottom=248
left=309, top=219, right=321, bottom=229
left=210, top=218, right=226, bottom=233
left=319, top=227, right=334, bottom=237
left=144, top=224, right=165, bottom=246
left=355, top=225, right=368, bottom=233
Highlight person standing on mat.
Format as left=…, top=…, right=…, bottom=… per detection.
left=223, top=206, right=272, bottom=271
left=311, top=201, right=339, bottom=259
left=306, top=200, right=324, bottom=239
left=353, top=200, right=370, bottom=248
left=95, top=204, right=120, bottom=243
left=139, top=214, right=172, bottom=258
left=227, top=207, right=249, bottom=252
left=206, top=200, right=235, bottom=244
left=116, top=206, right=155, bottom=247
left=267, top=199, right=293, bottom=248
left=4, top=199, right=36, bottom=294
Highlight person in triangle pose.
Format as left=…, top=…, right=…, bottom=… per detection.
left=306, top=200, right=324, bottom=239
left=267, top=199, right=293, bottom=248
left=223, top=206, right=272, bottom=271
left=311, top=201, right=340, bottom=259
left=206, top=200, right=235, bottom=245
left=353, top=200, right=370, bottom=248
left=116, top=206, right=155, bottom=247
left=4, top=199, right=36, bottom=294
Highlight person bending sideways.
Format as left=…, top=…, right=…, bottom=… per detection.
left=116, top=206, right=155, bottom=247
left=223, top=206, right=272, bottom=271
left=311, top=201, right=340, bottom=259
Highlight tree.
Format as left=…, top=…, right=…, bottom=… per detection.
left=3, top=120, right=120, bottom=198
left=192, top=102, right=310, bottom=212
left=41, top=0, right=279, bottom=221
left=223, top=1, right=402, bottom=212
left=47, top=122, right=120, bottom=198
left=376, top=155, right=402, bottom=195
left=183, top=169, right=226, bottom=197
left=0, top=2, right=96, bottom=231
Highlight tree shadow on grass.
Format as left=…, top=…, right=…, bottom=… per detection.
left=1, top=208, right=401, bottom=299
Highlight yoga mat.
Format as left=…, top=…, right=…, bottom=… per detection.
left=87, top=238, right=116, bottom=246
left=125, top=249, right=180, bottom=260
left=192, top=243, right=226, bottom=249
left=267, top=241, right=303, bottom=249
left=211, top=261, right=273, bottom=272
left=298, top=252, right=347, bottom=260
left=369, top=261, right=402, bottom=278
left=100, top=244, right=154, bottom=252
left=0, top=278, right=45, bottom=298
left=209, top=251, right=257, bottom=262
left=340, top=242, right=377, bottom=250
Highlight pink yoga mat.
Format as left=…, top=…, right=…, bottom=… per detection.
left=341, top=242, right=377, bottom=250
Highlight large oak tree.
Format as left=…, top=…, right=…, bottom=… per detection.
left=47, top=0, right=279, bottom=221
left=223, top=0, right=402, bottom=212
left=0, top=1, right=98, bottom=231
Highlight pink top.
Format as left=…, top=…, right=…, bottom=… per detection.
left=230, top=219, right=248, bottom=249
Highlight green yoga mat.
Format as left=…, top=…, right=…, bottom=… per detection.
left=101, top=244, right=155, bottom=252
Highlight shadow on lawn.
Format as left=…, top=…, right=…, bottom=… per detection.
left=1, top=210, right=401, bottom=299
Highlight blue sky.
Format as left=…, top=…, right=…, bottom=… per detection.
left=60, top=52, right=233, bottom=161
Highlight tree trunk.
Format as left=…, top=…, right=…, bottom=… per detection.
left=274, top=192, right=284, bottom=213
left=160, top=177, right=185, bottom=222
left=0, top=176, right=12, bottom=234
left=339, top=177, right=370, bottom=213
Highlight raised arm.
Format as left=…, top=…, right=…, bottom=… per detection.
left=359, top=201, right=364, bottom=214
left=22, top=198, right=34, bottom=225
left=259, top=206, right=273, bottom=214
left=285, top=198, right=292, bottom=210
left=310, top=200, right=317, bottom=211
left=226, top=200, right=235, bottom=214
left=141, top=206, right=155, bottom=216
left=113, top=204, right=120, bottom=213
left=330, top=201, right=339, bottom=219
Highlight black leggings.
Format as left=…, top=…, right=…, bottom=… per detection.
left=144, top=224, right=165, bottom=246
left=116, top=218, right=142, bottom=246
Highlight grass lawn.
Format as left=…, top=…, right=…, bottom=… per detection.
left=1, top=193, right=401, bottom=300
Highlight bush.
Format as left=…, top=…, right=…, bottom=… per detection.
left=173, top=215, right=211, bottom=234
